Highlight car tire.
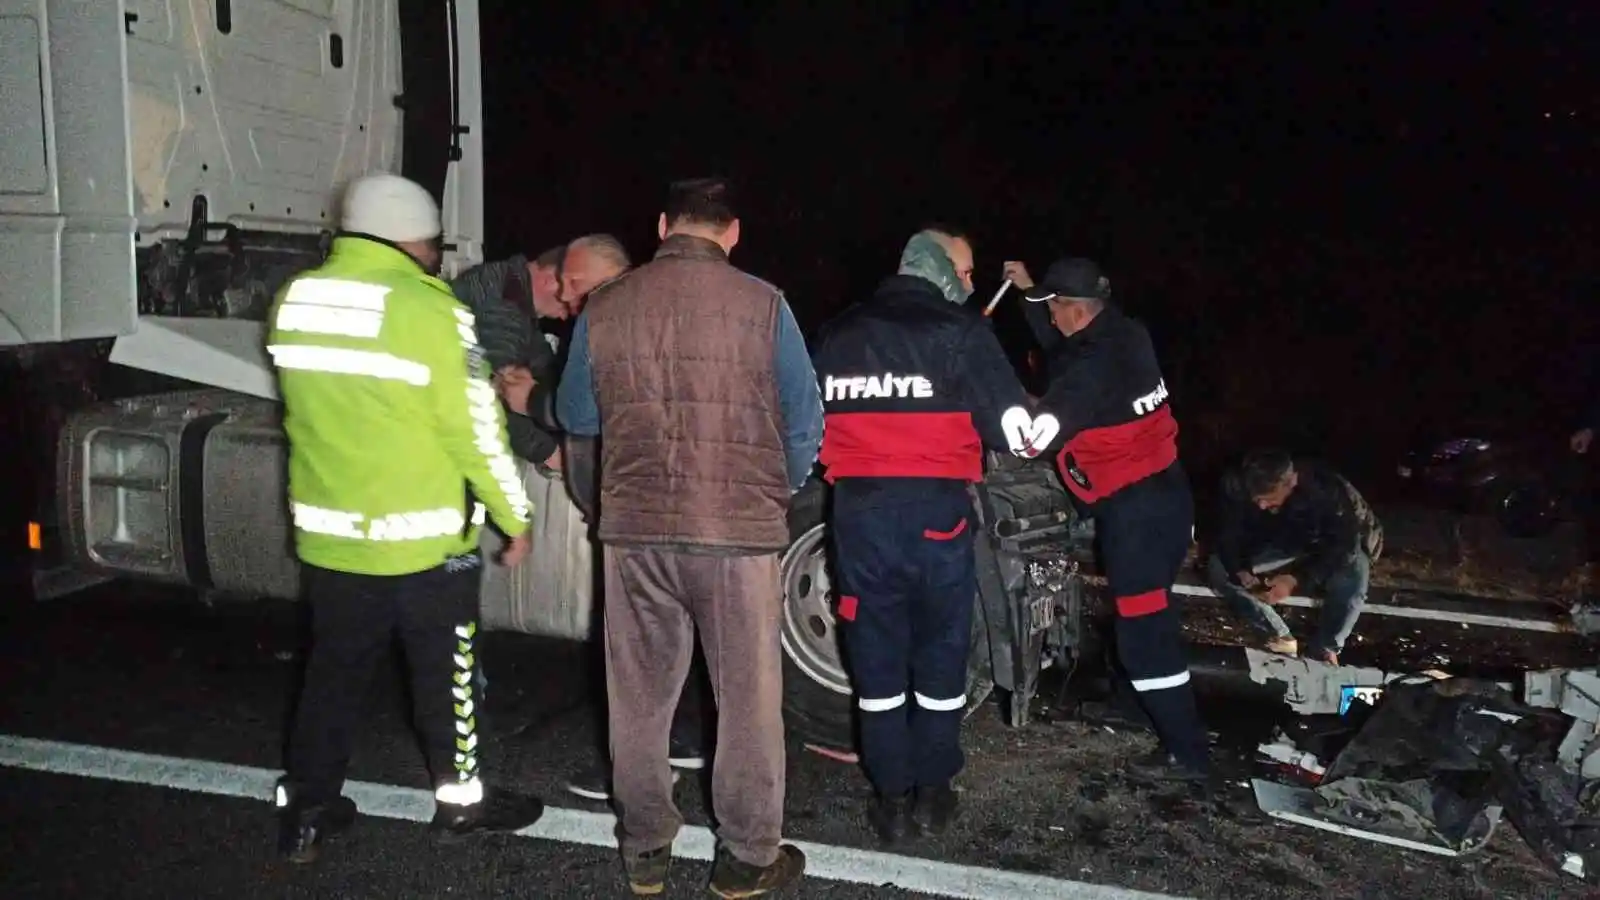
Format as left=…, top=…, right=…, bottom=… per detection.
left=778, top=480, right=1001, bottom=753
left=1491, top=478, right=1561, bottom=540
left=778, top=481, right=856, bottom=752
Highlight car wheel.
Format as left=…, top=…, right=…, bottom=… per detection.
left=778, top=482, right=856, bottom=752
left=778, top=481, right=1000, bottom=753
left=1492, top=478, right=1560, bottom=540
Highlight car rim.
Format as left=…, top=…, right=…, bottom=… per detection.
left=779, top=523, right=853, bottom=696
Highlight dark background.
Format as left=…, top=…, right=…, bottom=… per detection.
left=481, top=0, right=1597, bottom=486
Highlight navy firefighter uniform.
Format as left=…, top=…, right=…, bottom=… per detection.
left=1022, top=258, right=1210, bottom=778
left=812, top=233, right=1034, bottom=840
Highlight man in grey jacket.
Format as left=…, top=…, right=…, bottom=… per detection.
left=451, top=247, right=569, bottom=469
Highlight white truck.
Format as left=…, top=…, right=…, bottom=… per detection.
left=3, top=0, right=1098, bottom=754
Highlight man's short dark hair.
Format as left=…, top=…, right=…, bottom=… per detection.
left=533, top=245, right=565, bottom=270
left=1241, top=448, right=1296, bottom=497
left=665, top=177, right=737, bottom=229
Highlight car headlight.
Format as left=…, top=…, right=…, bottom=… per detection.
left=85, top=431, right=172, bottom=565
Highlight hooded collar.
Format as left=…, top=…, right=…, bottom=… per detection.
left=896, top=231, right=972, bottom=305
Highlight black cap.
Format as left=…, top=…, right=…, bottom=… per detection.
left=1022, top=258, right=1112, bottom=303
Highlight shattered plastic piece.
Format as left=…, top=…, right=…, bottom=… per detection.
left=1257, top=735, right=1328, bottom=779
left=1569, top=601, right=1600, bottom=637
left=1026, top=555, right=1076, bottom=596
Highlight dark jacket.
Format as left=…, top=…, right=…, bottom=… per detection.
left=450, top=256, right=559, bottom=465
left=812, top=274, right=1028, bottom=493
left=1034, top=305, right=1179, bottom=506
left=555, top=235, right=824, bottom=552
left=1213, top=460, right=1383, bottom=586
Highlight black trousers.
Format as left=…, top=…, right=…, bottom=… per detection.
left=287, top=552, right=484, bottom=805
left=833, top=482, right=975, bottom=796
left=1096, top=465, right=1209, bottom=771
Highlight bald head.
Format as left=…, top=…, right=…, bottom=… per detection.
left=561, top=234, right=631, bottom=314
left=928, top=230, right=974, bottom=294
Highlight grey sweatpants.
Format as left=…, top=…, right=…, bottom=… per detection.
left=603, top=545, right=786, bottom=867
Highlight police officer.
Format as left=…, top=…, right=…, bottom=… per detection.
left=269, top=174, right=546, bottom=863
left=1003, top=256, right=1210, bottom=785
left=814, top=228, right=1035, bottom=844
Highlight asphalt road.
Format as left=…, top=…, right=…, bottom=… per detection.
left=0, top=582, right=1593, bottom=900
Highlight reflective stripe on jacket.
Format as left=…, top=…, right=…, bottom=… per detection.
left=268, top=236, right=532, bottom=576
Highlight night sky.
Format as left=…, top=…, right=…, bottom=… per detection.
left=479, top=1, right=1596, bottom=483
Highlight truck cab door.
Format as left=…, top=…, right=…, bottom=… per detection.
left=0, top=0, right=139, bottom=345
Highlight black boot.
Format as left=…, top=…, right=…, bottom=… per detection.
left=275, top=780, right=357, bottom=864
left=868, top=791, right=913, bottom=846
left=911, top=783, right=960, bottom=836
left=429, top=784, right=546, bottom=841
left=1126, top=747, right=1211, bottom=791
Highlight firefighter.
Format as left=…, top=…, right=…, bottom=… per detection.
left=814, top=228, right=1036, bottom=845
left=269, top=173, right=546, bottom=863
left=1002, top=256, right=1211, bottom=785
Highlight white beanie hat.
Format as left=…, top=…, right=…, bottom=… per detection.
left=340, top=173, right=442, bottom=243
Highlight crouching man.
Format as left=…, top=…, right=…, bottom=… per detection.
left=1208, top=449, right=1383, bottom=664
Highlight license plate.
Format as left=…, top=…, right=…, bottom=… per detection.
left=1029, top=595, right=1055, bottom=634
left=1396, top=465, right=1412, bottom=478
left=1339, top=685, right=1384, bottom=715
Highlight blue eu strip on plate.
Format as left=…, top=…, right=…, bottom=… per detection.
left=1339, top=685, right=1384, bottom=716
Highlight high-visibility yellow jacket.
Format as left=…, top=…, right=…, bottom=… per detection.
left=267, top=236, right=531, bottom=576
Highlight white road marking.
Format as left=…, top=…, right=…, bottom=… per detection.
left=1169, top=583, right=1564, bottom=634
left=0, top=735, right=1189, bottom=900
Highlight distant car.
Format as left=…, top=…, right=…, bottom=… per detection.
left=1396, top=433, right=1578, bottom=538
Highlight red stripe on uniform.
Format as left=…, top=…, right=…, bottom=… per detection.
left=1056, top=406, right=1179, bottom=504
left=922, top=518, right=968, bottom=541
left=837, top=595, right=859, bottom=621
left=820, top=412, right=983, bottom=482
left=1116, top=589, right=1169, bottom=618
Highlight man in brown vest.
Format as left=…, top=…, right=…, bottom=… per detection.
left=556, top=177, right=822, bottom=898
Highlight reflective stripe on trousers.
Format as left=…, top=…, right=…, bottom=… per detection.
left=440, top=620, right=483, bottom=806
left=1129, top=669, right=1191, bottom=692
left=858, top=693, right=966, bottom=712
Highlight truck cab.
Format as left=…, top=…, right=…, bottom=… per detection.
left=1, top=0, right=485, bottom=594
